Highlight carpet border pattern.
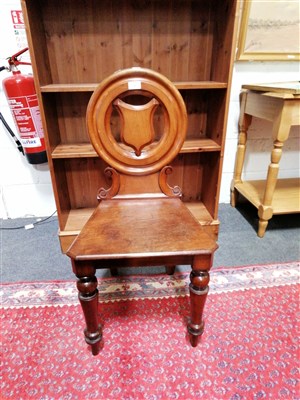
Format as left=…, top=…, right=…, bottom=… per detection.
left=0, top=261, right=299, bottom=309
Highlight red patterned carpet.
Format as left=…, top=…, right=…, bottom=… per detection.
left=1, top=262, right=299, bottom=400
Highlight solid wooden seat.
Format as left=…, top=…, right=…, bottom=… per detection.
left=68, top=198, right=216, bottom=261
left=67, top=68, right=218, bottom=355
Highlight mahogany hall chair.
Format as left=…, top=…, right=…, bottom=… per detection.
left=67, top=68, right=217, bottom=355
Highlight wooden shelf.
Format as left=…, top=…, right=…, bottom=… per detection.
left=235, top=179, right=300, bottom=214
left=52, top=139, right=221, bottom=159
left=41, top=81, right=228, bottom=93
left=185, top=202, right=217, bottom=226
left=59, top=201, right=218, bottom=252
left=52, top=144, right=97, bottom=158
left=41, top=84, right=98, bottom=93
left=176, top=81, right=227, bottom=90
left=62, top=208, right=95, bottom=233
left=59, top=208, right=95, bottom=252
left=181, top=139, right=221, bottom=153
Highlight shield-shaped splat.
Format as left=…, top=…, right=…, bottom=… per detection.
left=113, top=97, right=159, bottom=157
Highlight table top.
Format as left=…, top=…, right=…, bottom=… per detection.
left=242, top=81, right=300, bottom=95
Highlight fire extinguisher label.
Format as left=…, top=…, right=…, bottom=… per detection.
left=20, top=137, right=42, bottom=148
left=8, top=94, right=45, bottom=148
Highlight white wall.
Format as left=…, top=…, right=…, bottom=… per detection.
left=0, top=0, right=55, bottom=219
left=0, top=0, right=299, bottom=218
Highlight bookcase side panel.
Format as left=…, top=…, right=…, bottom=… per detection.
left=21, top=0, right=52, bottom=86
left=210, top=0, right=238, bottom=83
left=201, top=152, right=221, bottom=219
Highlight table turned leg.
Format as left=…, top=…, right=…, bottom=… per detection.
left=188, top=255, right=211, bottom=347
left=258, top=139, right=284, bottom=237
left=257, top=96, right=292, bottom=237
left=231, top=92, right=252, bottom=207
left=257, top=100, right=292, bottom=237
left=72, top=261, right=102, bottom=355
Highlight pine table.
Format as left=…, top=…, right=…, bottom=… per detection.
left=231, top=82, right=300, bottom=237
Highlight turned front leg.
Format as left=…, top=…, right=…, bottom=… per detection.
left=188, top=256, right=212, bottom=347
left=165, top=265, right=176, bottom=275
left=72, top=261, right=102, bottom=355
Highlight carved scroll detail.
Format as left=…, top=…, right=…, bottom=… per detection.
left=97, top=167, right=120, bottom=201
left=159, top=166, right=182, bottom=197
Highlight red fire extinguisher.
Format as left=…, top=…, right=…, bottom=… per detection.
left=1, top=48, right=47, bottom=164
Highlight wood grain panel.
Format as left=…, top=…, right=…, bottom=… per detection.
left=180, top=90, right=207, bottom=139
left=56, top=93, right=91, bottom=144
left=188, top=0, right=213, bottom=81
left=169, top=154, right=203, bottom=202
left=64, top=158, right=109, bottom=209
left=39, top=0, right=220, bottom=83
left=206, top=90, right=227, bottom=146
left=210, top=0, right=238, bottom=82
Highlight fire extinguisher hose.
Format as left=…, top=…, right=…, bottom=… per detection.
left=0, top=112, right=24, bottom=155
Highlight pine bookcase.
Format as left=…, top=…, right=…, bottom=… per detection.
left=21, top=0, right=239, bottom=251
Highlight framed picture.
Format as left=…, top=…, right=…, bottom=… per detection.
left=237, top=0, right=300, bottom=61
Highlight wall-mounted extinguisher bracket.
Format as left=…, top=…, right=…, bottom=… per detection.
left=7, top=47, right=32, bottom=68
left=1, top=48, right=47, bottom=164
